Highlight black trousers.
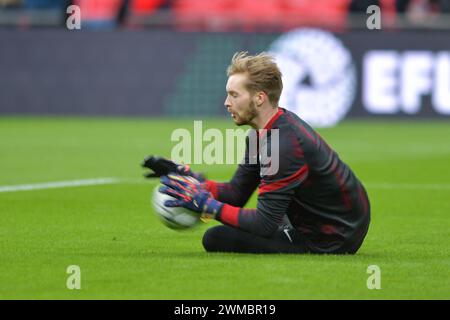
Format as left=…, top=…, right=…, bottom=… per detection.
left=202, top=225, right=309, bottom=254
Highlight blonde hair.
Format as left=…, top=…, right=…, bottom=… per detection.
left=227, top=51, right=283, bottom=107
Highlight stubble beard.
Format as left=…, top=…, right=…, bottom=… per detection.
left=235, top=100, right=258, bottom=126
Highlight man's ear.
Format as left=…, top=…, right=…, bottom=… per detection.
left=254, top=91, right=266, bottom=106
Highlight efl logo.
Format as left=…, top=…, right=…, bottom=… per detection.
left=269, top=28, right=357, bottom=128
left=363, top=51, right=450, bottom=115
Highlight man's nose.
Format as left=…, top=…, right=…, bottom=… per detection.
left=224, top=96, right=231, bottom=108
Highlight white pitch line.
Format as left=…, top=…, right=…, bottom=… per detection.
left=0, top=178, right=120, bottom=193
left=1, top=178, right=449, bottom=194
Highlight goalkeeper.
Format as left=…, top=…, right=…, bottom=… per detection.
left=143, top=52, right=370, bottom=254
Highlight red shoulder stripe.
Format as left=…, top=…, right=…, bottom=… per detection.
left=258, top=164, right=308, bottom=195
left=264, top=108, right=284, bottom=130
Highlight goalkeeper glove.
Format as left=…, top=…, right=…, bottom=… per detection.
left=141, top=155, right=205, bottom=181
left=159, top=174, right=223, bottom=219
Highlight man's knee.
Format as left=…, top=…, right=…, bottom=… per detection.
left=202, top=225, right=229, bottom=252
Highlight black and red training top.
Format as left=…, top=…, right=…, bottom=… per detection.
left=205, top=108, right=370, bottom=254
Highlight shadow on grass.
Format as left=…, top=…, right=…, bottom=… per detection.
left=72, top=249, right=389, bottom=261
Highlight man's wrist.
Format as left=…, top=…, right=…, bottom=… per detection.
left=215, top=203, right=240, bottom=227
left=203, top=198, right=224, bottom=218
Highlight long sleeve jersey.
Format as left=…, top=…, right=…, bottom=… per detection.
left=205, top=108, right=370, bottom=254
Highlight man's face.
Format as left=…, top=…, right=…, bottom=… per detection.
left=224, top=73, right=257, bottom=126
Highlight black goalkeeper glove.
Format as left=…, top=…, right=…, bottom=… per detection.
left=141, top=155, right=205, bottom=181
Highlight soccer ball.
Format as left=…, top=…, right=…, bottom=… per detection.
left=152, top=185, right=200, bottom=230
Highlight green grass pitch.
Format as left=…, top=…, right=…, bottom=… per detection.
left=0, top=117, right=449, bottom=299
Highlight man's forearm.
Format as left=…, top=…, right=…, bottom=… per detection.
left=204, top=180, right=253, bottom=207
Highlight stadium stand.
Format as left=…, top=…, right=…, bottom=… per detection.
left=0, top=0, right=449, bottom=30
